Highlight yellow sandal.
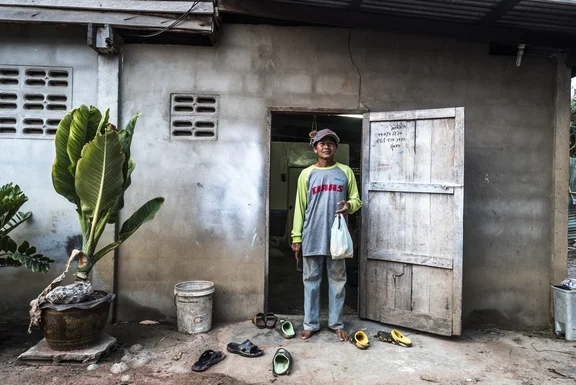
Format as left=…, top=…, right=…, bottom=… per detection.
left=374, top=330, right=412, bottom=347
left=349, top=330, right=370, bottom=349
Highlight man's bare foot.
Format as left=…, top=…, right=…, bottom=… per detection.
left=335, top=329, right=349, bottom=342
left=300, top=330, right=316, bottom=340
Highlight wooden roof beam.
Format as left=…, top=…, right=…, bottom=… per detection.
left=0, top=6, right=214, bottom=33
left=0, top=0, right=214, bottom=14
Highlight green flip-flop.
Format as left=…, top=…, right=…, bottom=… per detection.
left=275, top=319, right=296, bottom=339
left=272, top=348, right=292, bottom=376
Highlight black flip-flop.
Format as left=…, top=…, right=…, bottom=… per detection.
left=265, top=313, right=278, bottom=328
left=252, top=312, right=266, bottom=329
left=226, top=339, right=264, bottom=358
left=191, top=350, right=226, bottom=372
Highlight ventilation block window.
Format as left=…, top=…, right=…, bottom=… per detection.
left=0, top=65, right=73, bottom=139
left=170, top=93, right=218, bottom=140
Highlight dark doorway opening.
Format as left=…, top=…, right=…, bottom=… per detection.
left=267, top=112, right=362, bottom=315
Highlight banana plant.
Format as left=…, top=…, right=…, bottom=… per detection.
left=0, top=183, right=54, bottom=272
left=52, top=105, right=164, bottom=280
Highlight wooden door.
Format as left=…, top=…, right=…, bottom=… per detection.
left=359, top=108, right=464, bottom=336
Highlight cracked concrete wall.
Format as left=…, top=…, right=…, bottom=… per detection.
left=117, top=24, right=559, bottom=328
left=0, top=23, right=564, bottom=329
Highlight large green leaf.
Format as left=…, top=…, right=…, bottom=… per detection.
left=94, top=196, right=164, bottom=263
left=0, top=235, right=53, bottom=272
left=86, top=106, right=103, bottom=144
left=0, top=234, right=17, bottom=252
left=108, top=159, right=136, bottom=224
left=119, top=113, right=139, bottom=158
left=52, top=109, right=79, bottom=204
left=109, top=113, right=140, bottom=223
left=75, top=130, right=125, bottom=217
left=66, top=105, right=90, bottom=175
left=92, top=241, right=121, bottom=264
left=0, top=257, right=21, bottom=268
left=97, top=108, right=110, bottom=134
left=1, top=211, right=31, bottom=235
left=86, top=210, right=111, bottom=258
left=2, top=252, right=53, bottom=272
left=119, top=197, right=165, bottom=242
left=0, top=183, right=27, bottom=230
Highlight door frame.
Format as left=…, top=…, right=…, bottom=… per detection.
left=264, top=106, right=366, bottom=312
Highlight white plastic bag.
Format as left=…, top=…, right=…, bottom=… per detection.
left=330, top=214, right=354, bottom=259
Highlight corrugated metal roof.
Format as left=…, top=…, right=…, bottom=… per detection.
left=265, top=0, right=353, bottom=8
left=499, top=0, right=576, bottom=34
left=569, top=205, right=576, bottom=242
left=261, top=0, right=576, bottom=35
left=359, top=0, right=499, bottom=23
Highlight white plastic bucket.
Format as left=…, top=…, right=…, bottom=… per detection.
left=174, top=281, right=215, bottom=334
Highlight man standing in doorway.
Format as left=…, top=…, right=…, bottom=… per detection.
left=291, top=129, right=362, bottom=341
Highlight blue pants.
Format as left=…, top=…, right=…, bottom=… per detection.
left=302, top=255, right=347, bottom=331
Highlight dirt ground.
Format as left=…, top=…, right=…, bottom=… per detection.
left=1, top=250, right=574, bottom=385
left=2, top=315, right=576, bottom=385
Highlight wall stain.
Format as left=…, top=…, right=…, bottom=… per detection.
left=65, top=234, right=82, bottom=257
left=342, top=76, right=352, bottom=88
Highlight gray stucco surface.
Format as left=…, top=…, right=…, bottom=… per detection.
left=0, top=23, right=561, bottom=329
left=118, top=25, right=557, bottom=328
left=0, top=25, right=98, bottom=319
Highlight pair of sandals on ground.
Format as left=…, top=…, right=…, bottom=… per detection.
left=191, top=339, right=292, bottom=377
left=349, top=329, right=413, bottom=349
left=254, top=311, right=413, bottom=349
left=252, top=312, right=296, bottom=339
left=253, top=313, right=348, bottom=342
left=192, top=315, right=413, bottom=376
left=192, top=313, right=294, bottom=376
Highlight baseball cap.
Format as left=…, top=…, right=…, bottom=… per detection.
left=312, top=129, right=340, bottom=145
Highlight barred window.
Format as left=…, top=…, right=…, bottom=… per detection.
left=0, top=65, right=72, bottom=139
left=170, top=94, right=218, bottom=140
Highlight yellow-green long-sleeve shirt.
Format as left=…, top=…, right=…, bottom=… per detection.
left=291, top=162, right=362, bottom=256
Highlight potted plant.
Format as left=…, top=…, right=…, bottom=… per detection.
left=1, top=183, right=53, bottom=272
left=29, top=105, right=164, bottom=350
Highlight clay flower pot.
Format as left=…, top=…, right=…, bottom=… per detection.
left=40, top=291, right=114, bottom=351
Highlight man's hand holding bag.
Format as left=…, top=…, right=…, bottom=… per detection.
left=330, top=214, right=354, bottom=259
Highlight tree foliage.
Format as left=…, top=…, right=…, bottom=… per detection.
left=52, top=105, right=164, bottom=279
left=0, top=183, right=53, bottom=272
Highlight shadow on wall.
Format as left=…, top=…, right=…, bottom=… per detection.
left=118, top=295, right=167, bottom=322
left=464, top=309, right=512, bottom=329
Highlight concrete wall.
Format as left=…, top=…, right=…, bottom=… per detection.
left=0, top=22, right=563, bottom=329
left=0, top=24, right=98, bottom=319
left=117, top=24, right=559, bottom=328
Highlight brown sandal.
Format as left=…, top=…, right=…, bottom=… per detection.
left=265, top=312, right=278, bottom=328
left=252, top=312, right=266, bottom=329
